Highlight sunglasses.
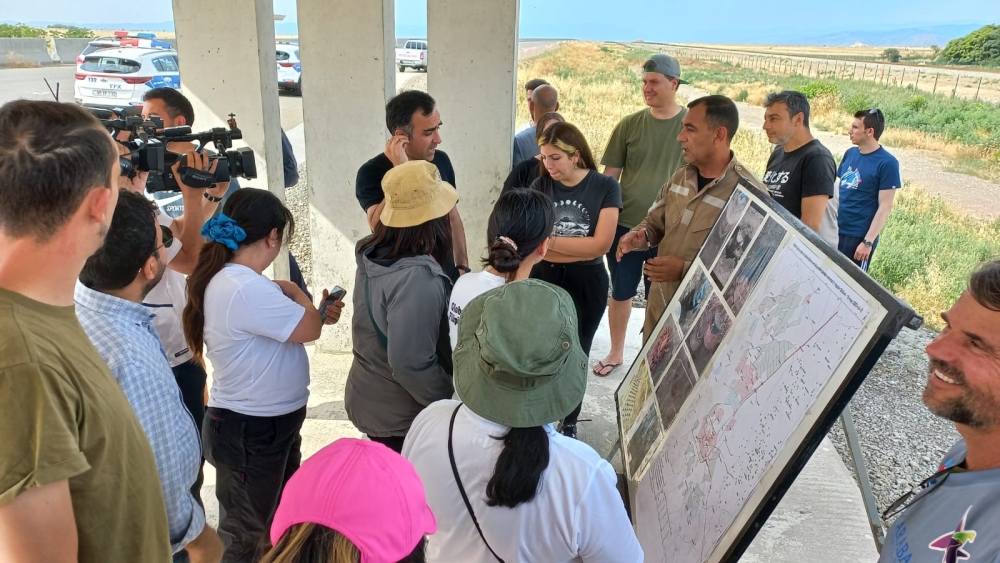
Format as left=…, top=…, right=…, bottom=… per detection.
left=881, top=466, right=953, bottom=521
left=152, top=225, right=174, bottom=254
left=867, top=108, right=885, bottom=122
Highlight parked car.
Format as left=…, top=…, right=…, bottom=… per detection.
left=395, top=40, right=427, bottom=72
left=75, top=31, right=172, bottom=69
left=276, top=42, right=302, bottom=96
left=74, top=47, right=180, bottom=108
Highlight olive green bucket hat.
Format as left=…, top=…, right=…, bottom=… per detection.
left=453, top=279, right=588, bottom=428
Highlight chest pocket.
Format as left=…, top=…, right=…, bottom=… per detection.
left=688, top=204, right=720, bottom=234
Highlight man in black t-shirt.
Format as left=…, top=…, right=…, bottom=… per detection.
left=761, top=91, right=838, bottom=246
left=356, top=91, right=468, bottom=280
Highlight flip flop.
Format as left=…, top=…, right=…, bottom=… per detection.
left=593, top=361, right=622, bottom=377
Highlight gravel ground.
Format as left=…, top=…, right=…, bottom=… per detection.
left=285, top=164, right=313, bottom=288
left=827, top=326, right=960, bottom=526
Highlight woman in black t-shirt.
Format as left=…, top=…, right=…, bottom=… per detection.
left=527, top=122, right=622, bottom=439
left=501, top=112, right=565, bottom=194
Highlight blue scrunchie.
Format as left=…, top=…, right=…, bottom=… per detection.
left=201, top=213, right=247, bottom=251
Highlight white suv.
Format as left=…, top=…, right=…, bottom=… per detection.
left=74, top=47, right=181, bottom=108
left=277, top=42, right=302, bottom=96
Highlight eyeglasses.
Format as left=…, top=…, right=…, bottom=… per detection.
left=881, top=466, right=953, bottom=521
left=152, top=225, right=174, bottom=254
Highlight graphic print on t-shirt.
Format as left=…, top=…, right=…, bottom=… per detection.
left=928, top=506, right=977, bottom=562
left=839, top=167, right=862, bottom=191
left=553, top=199, right=591, bottom=237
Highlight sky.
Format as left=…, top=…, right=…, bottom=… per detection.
left=4, top=0, right=999, bottom=44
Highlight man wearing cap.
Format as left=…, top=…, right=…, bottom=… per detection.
left=836, top=108, right=901, bottom=271
left=877, top=260, right=1000, bottom=563
left=595, top=54, right=688, bottom=377
left=356, top=90, right=469, bottom=281
left=618, top=95, right=766, bottom=342
left=403, top=280, right=642, bottom=562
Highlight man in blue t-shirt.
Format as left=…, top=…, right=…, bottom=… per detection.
left=836, top=108, right=901, bottom=271
left=878, top=260, right=1000, bottom=563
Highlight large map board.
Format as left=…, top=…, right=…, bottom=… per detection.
left=614, top=183, right=919, bottom=563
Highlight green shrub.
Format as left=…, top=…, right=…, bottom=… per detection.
left=800, top=81, right=839, bottom=99
left=0, top=23, right=45, bottom=38
left=735, top=89, right=749, bottom=102
left=904, top=95, right=929, bottom=111
left=882, top=48, right=902, bottom=63
left=842, top=91, right=876, bottom=114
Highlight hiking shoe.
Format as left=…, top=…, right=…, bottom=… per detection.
left=560, top=423, right=578, bottom=440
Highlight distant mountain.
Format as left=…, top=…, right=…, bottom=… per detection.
left=785, top=24, right=983, bottom=47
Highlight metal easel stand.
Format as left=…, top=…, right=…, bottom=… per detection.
left=840, top=404, right=886, bottom=552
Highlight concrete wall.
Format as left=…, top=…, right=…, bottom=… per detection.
left=52, top=38, right=92, bottom=64
left=299, top=0, right=395, bottom=352
left=0, top=38, right=54, bottom=67
left=171, top=0, right=288, bottom=278
left=428, top=0, right=519, bottom=265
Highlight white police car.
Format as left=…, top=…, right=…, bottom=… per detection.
left=74, top=47, right=180, bottom=108
left=276, top=42, right=302, bottom=96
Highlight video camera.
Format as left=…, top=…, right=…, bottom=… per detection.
left=86, top=106, right=166, bottom=179
left=84, top=106, right=257, bottom=193
left=145, top=114, right=257, bottom=194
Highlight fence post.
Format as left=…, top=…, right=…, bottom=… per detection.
left=974, top=77, right=983, bottom=102
left=915, top=69, right=920, bottom=90
left=900, top=68, right=905, bottom=87
left=860, top=64, right=866, bottom=81
left=932, top=74, right=939, bottom=94
left=853, top=62, right=858, bottom=80
left=952, top=74, right=960, bottom=99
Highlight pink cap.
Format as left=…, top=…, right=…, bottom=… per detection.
left=270, top=438, right=437, bottom=562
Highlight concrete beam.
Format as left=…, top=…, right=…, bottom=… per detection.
left=171, top=0, right=289, bottom=278
left=428, top=0, right=519, bottom=267
left=297, top=0, right=395, bottom=352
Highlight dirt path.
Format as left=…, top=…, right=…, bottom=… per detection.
left=679, top=84, right=1000, bottom=220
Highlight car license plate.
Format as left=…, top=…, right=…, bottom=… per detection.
left=92, top=90, right=119, bottom=98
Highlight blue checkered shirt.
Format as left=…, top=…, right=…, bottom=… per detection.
left=75, top=281, right=205, bottom=553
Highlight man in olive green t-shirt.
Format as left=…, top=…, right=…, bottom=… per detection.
left=597, top=54, right=688, bottom=377
left=0, top=101, right=171, bottom=562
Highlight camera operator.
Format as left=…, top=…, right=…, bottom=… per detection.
left=119, top=142, right=227, bottom=510
left=142, top=88, right=312, bottom=299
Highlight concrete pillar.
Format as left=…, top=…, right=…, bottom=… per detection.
left=297, top=0, right=395, bottom=352
left=171, top=0, right=289, bottom=278
left=428, top=0, right=519, bottom=268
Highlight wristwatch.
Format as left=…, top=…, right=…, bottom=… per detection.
left=456, top=265, right=471, bottom=274
left=863, top=240, right=874, bottom=248
left=204, top=192, right=223, bottom=203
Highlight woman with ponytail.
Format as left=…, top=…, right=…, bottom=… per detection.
left=402, top=281, right=642, bottom=563
left=446, top=188, right=555, bottom=348
left=183, top=188, right=344, bottom=562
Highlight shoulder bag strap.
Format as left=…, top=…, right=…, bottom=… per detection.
left=448, top=404, right=505, bottom=563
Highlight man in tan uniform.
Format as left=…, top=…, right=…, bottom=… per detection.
left=618, top=95, right=765, bottom=341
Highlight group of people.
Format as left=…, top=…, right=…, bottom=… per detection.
left=0, top=49, right=997, bottom=563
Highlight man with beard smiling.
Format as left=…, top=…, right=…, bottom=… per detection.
left=878, top=260, right=1000, bottom=563
left=76, top=190, right=223, bottom=562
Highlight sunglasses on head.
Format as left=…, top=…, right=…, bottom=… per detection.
left=153, top=225, right=173, bottom=254
left=867, top=108, right=885, bottom=121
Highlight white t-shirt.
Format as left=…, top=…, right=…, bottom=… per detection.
left=144, top=211, right=193, bottom=367
left=204, top=263, right=309, bottom=417
left=447, top=270, right=505, bottom=349
left=402, top=400, right=644, bottom=563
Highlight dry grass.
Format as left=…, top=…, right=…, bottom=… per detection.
left=677, top=43, right=938, bottom=60
left=4, top=52, right=40, bottom=68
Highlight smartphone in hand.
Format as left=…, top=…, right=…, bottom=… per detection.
left=319, top=285, right=347, bottom=324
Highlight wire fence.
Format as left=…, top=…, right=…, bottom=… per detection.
left=643, top=44, right=1000, bottom=106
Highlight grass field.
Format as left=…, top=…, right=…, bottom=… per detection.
left=518, top=41, right=1000, bottom=330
